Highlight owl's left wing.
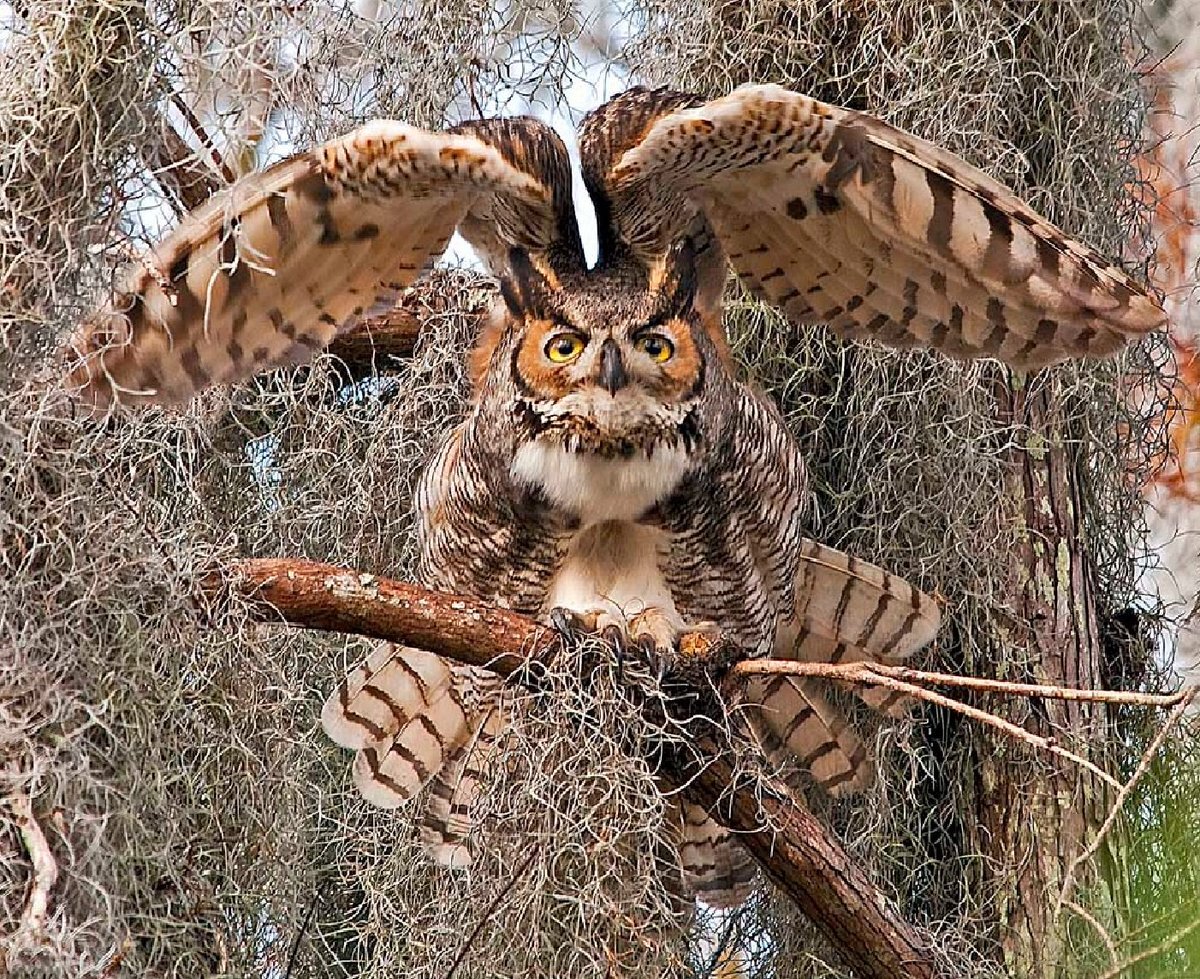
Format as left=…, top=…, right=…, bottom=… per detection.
left=790, top=538, right=940, bottom=669
left=787, top=538, right=939, bottom=717
left=743, top=540, right=940, bottom=796
left=65, top=117, right=582, bottom=411
left=605, top=84, right=1165, bottom=369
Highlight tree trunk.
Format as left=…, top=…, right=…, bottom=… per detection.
left=970, top=379, right=1111, bottom=976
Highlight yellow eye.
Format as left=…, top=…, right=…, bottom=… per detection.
left=635, top=333, right=674, bottom=363
left=544, top=332, right=586, bottom=363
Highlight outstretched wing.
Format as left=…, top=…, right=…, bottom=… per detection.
left=578, top=87, right=703, bottom=266
left=596, top=84, right=1164, bottom=369
left=66, top=117, right=582, bottom=410
left=577, top=87, right=731, bottom=321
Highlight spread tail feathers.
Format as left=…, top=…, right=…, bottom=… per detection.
left=322, top=643, right=503, bottom=814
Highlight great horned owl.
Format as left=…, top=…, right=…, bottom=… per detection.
left=66, top=85, right=1164, bottom=907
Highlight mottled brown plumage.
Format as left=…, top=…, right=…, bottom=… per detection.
left=600, top=86, right=1164, bottom=367
left=64, top=84, right=1163, bottom=907
left=319, top=245, right=942, bottom=906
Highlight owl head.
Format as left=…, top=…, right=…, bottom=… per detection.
left=475, top=241, right=728, bottom=460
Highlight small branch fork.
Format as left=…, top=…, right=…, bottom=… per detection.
left=210, top=558, right=1194, bottom=979
left=729, top=660, right=1192, bottom=708
left=729, top=661, right=1197, bottom=792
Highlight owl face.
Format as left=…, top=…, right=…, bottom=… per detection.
left=491, top=248, right=708, bottom=460
left=513, top=308, right=701, bottom=405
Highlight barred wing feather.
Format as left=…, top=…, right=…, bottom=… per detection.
left=66, top=117, right=581, bottom=410
left=609, top=84, right=1164, bottom=369
left=321, top=643, right=500, bottom=811
left=673, top=799, right=758, bottom=909
left=787, top=538, right=940, bottom=718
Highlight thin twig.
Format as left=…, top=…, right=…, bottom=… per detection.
left=8, top=777, right=58, bottom=950
left=1058, top=686, right=1199, bottom=910
left=444, top=848, right=538, bottom=979
left=702, top=903, right=751, bottom=978
left=95, top=937, right=134, bottom=978
left=171, top=94, right=237, bottom=185
left=1062, top=898, right=1119, bottom=971
left=1096, top=913, right=1200, bottom=979
left=730, top=660, right=1194, bottom=708
left=729, top=661, right=1123, bottom=790
left=283, top=890, right=320, bottom=979
left=144, top=118, right=222, bottom=211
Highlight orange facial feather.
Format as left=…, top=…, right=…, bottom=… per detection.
left=514, top=318, right=578, bottom=400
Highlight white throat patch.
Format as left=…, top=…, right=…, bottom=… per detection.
left=510, top=441, right=693, bottom=524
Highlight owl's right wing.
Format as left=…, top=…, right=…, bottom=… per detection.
left=65, top=117, right=583, bottom=411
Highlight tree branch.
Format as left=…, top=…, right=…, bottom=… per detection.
left=326, top=308, right=424, bottom=374
left=325, top=283, right=491, bottom=374
left=143, top=119, right=222, bottom=212
left=4, top=768, right=59, bottom=963
left=218, top=559, right=554, bottom=675
left=214, top=557, right=939, bottom=979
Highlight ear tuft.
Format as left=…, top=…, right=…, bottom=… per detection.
left=662, top=237, right=698, bottom=316
left=498, top=276, right=524, bottom=318
left=499, top=248, right=552, bottom=317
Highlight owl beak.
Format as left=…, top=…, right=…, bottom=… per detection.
left=597, top=338, right=628, bottom=396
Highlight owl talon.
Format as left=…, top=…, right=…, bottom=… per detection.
left=596, top=624, right=627, bottom=678
left=546, top=606, right=696, bottom=681
left=627, top=608, right=682, bottom=662
left=547, top=606, right=625, bottom=652
left=634, top=634, right=661, bottom=669
left=549, top=606, right=580, bottom=640
left=548, top=606, right=599, bottom=644
left=632, top=634, right=670, bottom=684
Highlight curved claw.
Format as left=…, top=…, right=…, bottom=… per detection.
left=545, top=607, right=630, bottom=681
left=544, top=605, right=702, bottom=681
left=547, top=607, right=623, bottom=651
left=549, top=606, right=590, bottom=642
left=600, top=624, right=629, bottom=672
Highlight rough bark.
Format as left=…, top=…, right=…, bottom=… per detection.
left=215, top=557, right=940, bottom=979
left=326, top=285, right=490, bottom=378
left=971, top=380, right=1111, bottom=977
